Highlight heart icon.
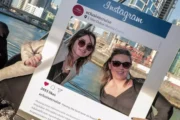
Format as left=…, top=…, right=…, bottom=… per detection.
left=44, top=81, right=49, bottom=86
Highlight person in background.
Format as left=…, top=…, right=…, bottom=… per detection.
left=0, top=21, right=9, bottom=69
left=0, top=29, right=96, bottom=113
left=0, top=39, right=43, bottom=81
left=100, top=48, right=172, bottom=120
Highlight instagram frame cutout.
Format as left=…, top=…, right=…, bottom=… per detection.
left=17, top=0, right=180, bottom=119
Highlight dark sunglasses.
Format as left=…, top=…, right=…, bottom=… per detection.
left=111, top=61, right=132, bottom=69
left=78, top=39, right=94, bottom=51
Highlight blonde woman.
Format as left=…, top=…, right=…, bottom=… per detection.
left=100, top=48, right=172, bottom=120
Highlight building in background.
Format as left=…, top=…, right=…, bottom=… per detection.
left=17, top=0, right=25, bottom=9
left=47, top=2, right=58, bottom=15
left=158, top=0, right=178, bottom=20
left=10, top=0, right=54, bottom=18
left=124, top=0, right=180, bottom=72
left=41, top=2, right=58, bottom=22
left=23, top=0, right=52, bottom=17
left=11, top=0, right=28, bottom=9
left=169, top=19, right=180, bottom=75
left=172, top=19, right=180, bottom=26
left=127, top=0, right=177, bottom=20
left=169, top=50, right=180, bottom=77
left=11, top=0, right=18, bottom=8
left=23, top=3, right=44, bottom=17
left=128, top=0, right=160, bottom=17
left=0, top=0, right=12, bottom=8
left=29, top=0, right=51, bottom=9
left=124, top=0, right=177, bottom=61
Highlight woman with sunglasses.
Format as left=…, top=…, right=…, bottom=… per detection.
left=100, top=48, right=172, bottom=120
left=0, top=29, right=96, bottom=113
left=0, top=29, right=96, bottom=82
left=47, top=29, right=96, bottom=84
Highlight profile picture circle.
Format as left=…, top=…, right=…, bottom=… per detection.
left=72, top=5, right=84, bottom=16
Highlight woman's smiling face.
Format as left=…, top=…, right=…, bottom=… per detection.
left=109, top=54, right=131, bottom=80
left=72, top=35, right=95, bottom=58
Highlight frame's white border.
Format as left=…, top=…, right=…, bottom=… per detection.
left=19, top=0, right=180, bottom=119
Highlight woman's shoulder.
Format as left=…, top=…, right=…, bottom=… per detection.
left=132, top=78, right=145, bottom=93
left=52, top=61, right=64, bottom=68
left=133, top=78, right=145, bottom=84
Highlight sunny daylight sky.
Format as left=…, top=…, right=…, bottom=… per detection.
left=167, top=0, right=180, bottom=22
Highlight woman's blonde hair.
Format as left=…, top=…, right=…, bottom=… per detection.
left=101, top=48, right=132, bottom=85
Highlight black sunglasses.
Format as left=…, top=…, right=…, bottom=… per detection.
left=78, top=39, right=94, bottom=51
left=111, top=61, right=132, bottom=69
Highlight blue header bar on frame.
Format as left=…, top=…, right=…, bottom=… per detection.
left=77, top=0, right=171, bottom=38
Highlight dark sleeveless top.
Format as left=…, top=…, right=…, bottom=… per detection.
left=100, top=79, right=172, bottom=120
left=47, top=61, right=69, bottom=84
left=0, top=37, right=7, bottom=69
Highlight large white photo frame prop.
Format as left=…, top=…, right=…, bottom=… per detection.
left=18, top=0, right=180, bottom=119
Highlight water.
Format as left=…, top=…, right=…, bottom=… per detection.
left=1, top=13, right=180, bottom=120
left=64, top=62, right=102, bottom=101
left=0, top=13, right=47, bottom=58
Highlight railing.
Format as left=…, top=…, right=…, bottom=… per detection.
left=39, top=31, right=49, bottom=40
left=7, top=41, right=20, bottom=58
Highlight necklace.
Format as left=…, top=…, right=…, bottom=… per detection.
left=65, top=66, right=71, bottom=71
left=63, top=56, right=75, bottom=71
left=63, top=61, right=72, bottom=71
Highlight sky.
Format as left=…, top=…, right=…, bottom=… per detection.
left=167, top=0, right=180, bottom=22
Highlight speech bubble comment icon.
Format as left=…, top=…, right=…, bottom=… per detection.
left=50, top=85, right=55, bottom=90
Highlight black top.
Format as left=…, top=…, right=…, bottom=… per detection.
left=0, top=37, right=7, bottom=69
left=47, top=61, right=69, bottom=84
left=100, top=79, right=172, bottom=120
left=100, top=84, right=138, bottom=116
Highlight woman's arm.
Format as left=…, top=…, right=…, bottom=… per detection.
left=21, top=40, right=45, bottom=64
left=133, top=79, right=172, bottom=120
left=151, top=92, right=173, bottom=120
left=0, top=40, right=45, bottom=81
left=0, top=61, right=35, bottom=81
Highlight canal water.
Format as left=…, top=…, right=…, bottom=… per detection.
left=0, top=14, right=47, bottom=58
left=0, top=13, right=180, bottom=120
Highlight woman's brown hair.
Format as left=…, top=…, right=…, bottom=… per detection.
left=67, top=29, right=96, bottom=74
